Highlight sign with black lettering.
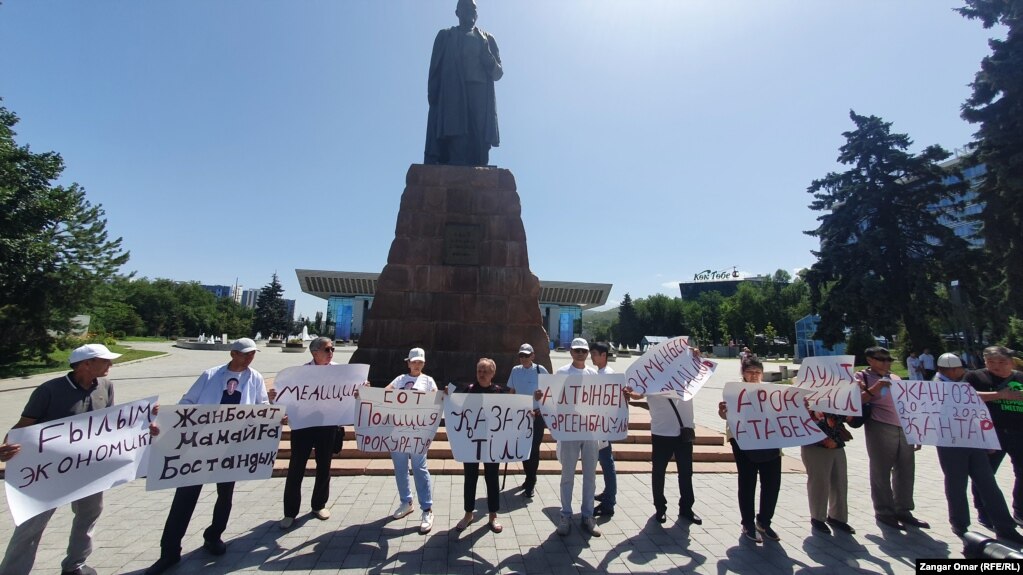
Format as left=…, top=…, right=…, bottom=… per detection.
left=5, top=397, right=157, bottom=525
left=273, top=364, right=368, bottom=429
left=443, top=394, right=534, bottom=463
left=145, top=404, right=284, bottom=491
left=443, top=223, right=481, bottom=266
left=723, top=382, right=825, bottom=449
left=537, top=374, right=629, bottom=441
left=354, top=387, right=443, bottom=454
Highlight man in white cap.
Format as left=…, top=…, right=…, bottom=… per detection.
left=934, top=352, right=1023, bottom=543
left=507, top=343, right=549, bottom=498
left=0, top=344, right=121, bottom=575
left=146, top=338, right=270, bottom=575
left=546, top=338, right=601, bottom=536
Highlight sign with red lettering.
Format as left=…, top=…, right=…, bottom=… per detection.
left=891, top=379, right=1000, bottom=449
left=443, top=394, right=534, bottom=463
left=723, top=382, right=825, bottom=449
left=625, top=336, right=717, bottom=400
left=792, top=355, right=863, bottom=417
left=145, top=404, right=284, bottom=491
left=537, top=374, right=629, bottom=441
left=273, top=364, right=368, bottom=429
left=5, top=397, right=157, bottom=525
left=354, top=387, right=443, bottom=455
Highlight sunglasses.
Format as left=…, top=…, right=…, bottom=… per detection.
left=871, top=356, right=894, bottom=362
left=571, top=349, right=589, bottom=353
left=518, top=353, right=531, bottom=357
left=320, top=348, right=335, bottom=353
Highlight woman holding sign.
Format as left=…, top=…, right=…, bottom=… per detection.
left=453, top=358, right=509, bottom=533
left=718, top=357, right=782, bottom=543
left=385, top=348, right=438, bottom=535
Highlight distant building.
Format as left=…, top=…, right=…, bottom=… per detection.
left=295, top=269, right=611, bottom=347
left=240, top=289, right=260, bottom=309
left=678, top=268, right=772, bottom=300
left=935, top=158, right=985, bottom=248
left=284, top=299, right=296, bottom=325
left=201, top=284, right=233, bottom=299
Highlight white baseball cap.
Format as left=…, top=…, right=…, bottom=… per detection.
left=230, top=338, right=259, bottom=353
left=570, top=338, right=589, bottom=350
left=406, top=347, right=426, bottom=363
left=937, top=353, right=963, bottom=368
left=518, top=343, right=534, bottom=355
left=69, top=344, right=122, bottom=365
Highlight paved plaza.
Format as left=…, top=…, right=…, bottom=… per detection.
left=0, top=342, right=997, bottom=574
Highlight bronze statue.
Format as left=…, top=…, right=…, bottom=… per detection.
left=424, top=0, right=502, bottom=166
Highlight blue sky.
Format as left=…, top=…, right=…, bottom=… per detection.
left=0, top=1, right=1000, bottom=322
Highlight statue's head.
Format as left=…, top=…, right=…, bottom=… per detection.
left=456, top=0, right=477, bottom=28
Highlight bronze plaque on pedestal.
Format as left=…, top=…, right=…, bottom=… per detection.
left=443, top=224, right=482, bottom=266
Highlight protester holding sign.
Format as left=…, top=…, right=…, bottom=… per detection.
left=146, top=338, right=271, bottom=575
left=854, top=346, right=929, bottom=531
left=507, top=343, right=548, bottom=499
left=452, top=358, right=510, bottom=533
left=934, top=353, right=1023, bottom=543
left=717, top=357, right=782, bottom=544
left=0, top=344, right=121, bottom=575
left=591, top=341, right=618, bottom=518
left=279, top=337, right=342, bottom=529
left=801, top=410, right=855, bottom=535
left=965, top=346, right=1023, bottom=529
left=384, top=347, right=438, bottom=535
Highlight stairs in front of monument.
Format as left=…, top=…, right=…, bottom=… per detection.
left=271, top=402, right=804, bottom=477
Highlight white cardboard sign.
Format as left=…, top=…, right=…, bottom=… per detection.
left=537, top=374, right=629, bottom=441
left=625, top=336, right=717, bottom=400
left=891, top=379, right=1000, bottom=449
left=791, top=355, right=863, bottom=417
left=443, top=393, right=534, bottom=463
left=353, top=387, right=443, bottom=455
left=723, top=382, right=825, bottom=449
left=5, top=397, right=157, bottom=525
left=272, top=364, right=368, bottom=429
left=145, top=404, right=284, bottom=490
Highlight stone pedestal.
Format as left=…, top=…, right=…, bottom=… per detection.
left=350, top=164, right=552, bottom=386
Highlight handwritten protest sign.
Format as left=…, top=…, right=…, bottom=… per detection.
left=5, top=397, right=156, bottom=525
left=891, top=379, right=1000, bottom=449
left=792, top=355, right=863, bottom=417
left=354, top=387, right=443, bottom=455
left=537, top=374, right=629, bottom=441
left=723, top=382, right=824, bottom=449
left=625, top=336, right=717, bottom=400
left=145, top=404, right=284, bottom=491
left=273, top=364, right=368, bottom=429
left=443, top=393, right=534, bottom=463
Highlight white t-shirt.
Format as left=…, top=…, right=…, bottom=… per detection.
left=596, top=365, right=615, bottom=375
left=648, top=394, right=694, bottom=437
left=556, top=364, right=598, bottom=375
left=388, top=373, right=438, bottom=392
left=920, top=353, right=935, bottom=371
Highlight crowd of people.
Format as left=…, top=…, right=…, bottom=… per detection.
left=1, top=339, right=1022, bottom=575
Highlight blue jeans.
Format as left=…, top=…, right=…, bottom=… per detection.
left=391, top=452, right=433, bottom=511
left=559, top=440, right=599, bottom=519
left=598, top=443, right=617, bottom=507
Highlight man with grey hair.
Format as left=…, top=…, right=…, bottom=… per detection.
left=0, top=344, right=121, bottom=575
left=280, top=336, right=341, bottom=529
left=934, top=353, right=1023, bottom=542
left=965, top=346, right=1023, bottom=527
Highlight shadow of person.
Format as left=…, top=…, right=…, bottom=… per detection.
left=799, top=533, right=896, bottom=575
left=715, top=534, right=813, bottom=575
left=258, top=515, right=419, bottom=572
left=863, top=528, right=951, bottom=570
left=592, top=515, right=708, bottom=575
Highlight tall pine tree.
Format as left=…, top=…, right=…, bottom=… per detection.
left=252, top=273, right=290, bottom=337
left=958, top=1, right=1023, bottom=317
left=804, top=111, right=968, bottom=349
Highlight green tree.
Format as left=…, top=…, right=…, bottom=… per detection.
left=804, top=111, right=969, bottom=347
left=614, top=293, right=641, bottom=348
left=0, top=103, right=129, bottom=362
left=253, top=273, right=290, bottom=337
left=959, top=1, right=1023, bottom=317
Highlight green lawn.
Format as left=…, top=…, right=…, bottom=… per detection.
left=0, top=344, right=165, bottom=379
left=120, top=336, right=174, bottom=342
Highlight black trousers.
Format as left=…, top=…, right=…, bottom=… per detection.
left=730, top=440, right=782, bottom=529
left=464, top=462, right=501, bottom=513
left=159, top=482, right=235, bottom=555
left=521, top=414, right=545, bottom=488
left=652, top=433, right=695, bottom=514
left=938, top=445, right=1016, bottom=533
left=283, top=426, right=336, bottom=518
left=976, top=430, right=1023, bottom=520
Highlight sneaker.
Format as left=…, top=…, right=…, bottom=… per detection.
left=756, top=520, right=780, bottom=541
left=742, top=524, right=762, bottom=543
left=279, top=517, right=295, bottom=529
left=557, top=516, right=572, bottom=536
left=523, top=487, right=534, bottom=498
left=312, top=508, right=330, bottom=520
left=810, top=518, right=831, bottom=535
left=582, top=516, right=602, bottom=537
left=419, top=510, right=434, bottom=534
left=203, top=538, right=227, bottom=556
left=144, top=555, right=180, bottom=575
left=62, top=567, right=98, bottom=575
left=393, top=501, right=414, bottom=520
